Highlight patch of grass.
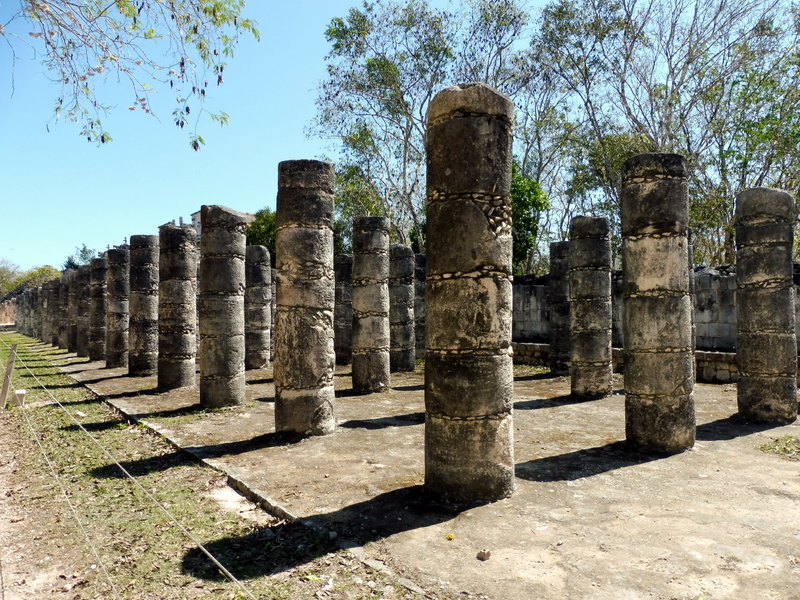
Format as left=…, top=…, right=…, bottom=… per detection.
left=513, top=363, right=550, bottom=377
left=0, top=332, right=439, bottom=599
left=759, top=435, right=800, bottom=460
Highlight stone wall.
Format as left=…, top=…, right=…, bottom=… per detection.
left=0, top=298, right=16, bottom=324
left=511, top=274, right=549, bottom=343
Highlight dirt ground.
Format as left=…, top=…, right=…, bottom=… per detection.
left=49, top=355, right=800, bottom=600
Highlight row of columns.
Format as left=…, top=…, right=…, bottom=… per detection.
left=13, top=81, right=797, bottom=507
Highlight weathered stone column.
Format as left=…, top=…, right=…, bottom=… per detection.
left=352, top=216, right=391, bottom=392
left=57, top=273, right=69, bottom=349
left=334, top=254, right=353, bottom=365
left=88, top=257, right=107, bottom=361
left=76, top=265, right=91, bottom=357
left=129, top=235, right=159, bottom=376
left=548, top=241, right=571, bottom=375
left=67, top=269, right=79, bottom=352
left=105, top=247, right=130, bottom=369
left=414, top=253, right=426, bottom=357
left=621, top=153, right=695, bottom=452
left=425, top=82, right=515, bottom=501
left=245, top=245, right=271, bottom=370
left=158, top=224, right=197, bottom=390
left=274, top=160, right=336, bottom=435
left=390, top=244, right=415, bottom=371
left=36, top=284, right=46, bottom=342
left=735, top=188, right=797, bottom=423
left=47, top=278, right=61, bottom=346
left=199, top=205, right=248, bottom=408
left=569, top=216, right=612, bottom=397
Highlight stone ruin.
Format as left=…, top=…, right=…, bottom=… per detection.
left=10, top=81, right=799, bottom=505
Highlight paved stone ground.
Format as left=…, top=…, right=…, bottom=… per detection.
left=58, top=357, right=800, bottom=600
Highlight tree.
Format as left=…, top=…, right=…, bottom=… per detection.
left=245, top=208, right=276, bottom=265
left=2, top=1, right=259, bottom=149
left=0, top=259, right=22, bottom=297
left=62, top=244, right=97, bottom=270
left=511, top=162, right=549, bottom=273
left=533, top=0, right=799, bottom=264
left=313, top=0, right=532, bottom=245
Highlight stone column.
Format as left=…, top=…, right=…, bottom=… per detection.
left=334, top=254, right=353, bottom=365
left=569, top=216, right=612, bottom=397
left=76, top=265, right=91, bottom=357
left=36, top=284, right=45, bottom=342
left=548, top=241, right=571, bottom=375
left=105, top=247, right=130, bottom=369
left=88, top=257, right=107, bottom=362
left=424, top=82, right=515, bottom=502
left=621, top=153, right=695, bottom=452
left=735, top=188, right=797, bottom=423
left=129, top=235, right=160, bottom=376
left=198, top=205, right=248, bottom=407
left=390, top=244, right=415, bottom=371
left=274, top=160, right=336, bottom=435
left=158, top=224, right=197, bottom=390
left=245, top=245, right=271, bottom=369
left=414, top=253, right=426, bottom=357
left=67, top=269, right=79, bottom=352
left=57, top=274, right=69, bottom=349
left=47, top=279, right=60, bottom=346
left=352, top=216, right=391, bottom=392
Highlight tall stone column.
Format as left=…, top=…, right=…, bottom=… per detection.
left=334, top=254, right=353, bottom=365
left=569, top=216, right=612, bottom=397
left=414, top=253, right=426, bottom=357
left=245, top=245, right=271, bottom=370
left=621, top=153, right=695, bottom=452
left=735, top=188, right=797, bottom=423
left=129, top=235, right=160, bottom=376
left=158, top=224, right=197, bottom=390
left=47, top=279, right=60, bottom=346
left=274, top=160, right=336, bottom=435
left=425, top=82, right=515, bottom=502
left=57, top=273, right=69, bottom=349
left=76, top=265, right=91, bottom=357
left=352, top=216, right=391, bottom=392
left=548, top=241, right=571, bottom=375
left=67, top=269, right=79, bottom=352
left=199, top=205, right=248, bottom=408
left=105, top=247, right=130, bottom=369
left=36, top=284, right=45, bottom=342
left=390, top=244, right=415, bottom=371
left=88, top=257, right=107, bottom=361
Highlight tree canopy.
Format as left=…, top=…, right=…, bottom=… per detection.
left=62, top=244, right=98, bottom=270
left=314, top=0, right=800, bottom=268
left=2, top=1, right=259, bottom=149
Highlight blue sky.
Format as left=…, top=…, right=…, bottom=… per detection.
left=0, top=2, right=354, bottom=271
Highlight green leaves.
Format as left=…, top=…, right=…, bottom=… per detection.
left=12, top=0, right=259, bottom=148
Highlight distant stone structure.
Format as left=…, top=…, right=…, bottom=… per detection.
left=621, top=153, right=695, bottom=452
left=245, top=245, right=272, bottom=370
left=414, top=253, right=426, bottom=356
left=569, top=216, right=612, bottom=397
left=66, top=269, right=79, bottom=352
left=389, top=244, right=415, bottom=372
left=735, top=187, right=797, bottom=423
left=158, top=224, right=197, bottom=390
left=351, top=216, right=391, bottom=392
left=76, top=265, right=91, bottom=357
left=424, top=82, right=515, bottom=502
left=274, top=160, right=337, bottom=435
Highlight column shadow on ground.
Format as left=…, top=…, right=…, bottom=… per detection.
left=695, top=414, right=791, bottom=441
left=515, top=441, right=661, bottom=482
left=339, top=411, right=424, bottom=430
left=181, top=485, right=469, bottom=581
left=513, top=394, right=596, bottom=410
left=88, top=432, right=306, bottom=479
